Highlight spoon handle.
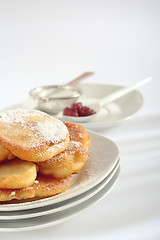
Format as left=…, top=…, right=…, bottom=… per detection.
left=68, top=72, right=95, bottom=85
left=100, top=76, right=152, bottom=106
left=42, top=72, right=95, bottom=100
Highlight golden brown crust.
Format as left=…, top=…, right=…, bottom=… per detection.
left=36, top=141, right=89, bottom=179
left=0, top=133, right=69, bottom=162
left=0, top=110, right=69, bottom=162
left=64, top=121, right=91, bottom=150
left=0, top=113, right=91, bottom=203
left=0, top=158, right=37, bottom=189
left=0, top=175, right=71, bottom=202
left=0, top=144, right=15, bottom=163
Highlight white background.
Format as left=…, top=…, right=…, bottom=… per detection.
left=0, top=0, right=160, bottom=114
left=0, top=0, right=160, bottom=239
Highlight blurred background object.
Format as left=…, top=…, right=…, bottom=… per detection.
left=0, top=0, right=159, bottom=115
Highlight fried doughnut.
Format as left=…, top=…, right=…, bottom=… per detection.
left=0, top=109, right=69, bottom=162
left=0, top=144, right=15, bottom=163
left=36, top=141, right=89, bottom=179
left=0, top=175, right=71, bottom=202
left=64, top=121, right=91, bottom=150
left=0, top=158, right=37, bottom=189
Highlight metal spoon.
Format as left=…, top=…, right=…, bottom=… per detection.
left=68, top=72, right=95, bottom=85
left=29, top=72, right=95, bottom=114
left=63, top=76, right=152, bottom=123
left=40, top=72, right=95, bottom=99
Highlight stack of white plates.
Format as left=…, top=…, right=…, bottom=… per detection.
left=0, top=131, right=120, bottom=231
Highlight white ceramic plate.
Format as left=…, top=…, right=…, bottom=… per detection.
left=0, top=131, right=119, bottom=211
left=0, top=160, right=120, bottom=220
left=0, top=166, right=120, bottom=231
left=23, top=83, right=144, bottom=130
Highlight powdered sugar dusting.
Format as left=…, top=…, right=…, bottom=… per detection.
left=36, top=119, right=68, bottom=143
left=0, top=109, right=39, bottom=124
left=64, top=122, right=84, bottom=140
left=67, top=141, right=87, bottom=154
left=0, top=109, right=68, bottom=146
left=9, top=191, right=16, bottom=197
left=34, top=180, right=39, bottom=184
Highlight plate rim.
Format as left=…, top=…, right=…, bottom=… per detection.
left=0, top=160, right=120, bottom=220
left=0, top=130, right=120, bottom=211
left=4, top=82, right=144, bottom=129
left=0, top=166, right=120, bottom=231
left=73, top=82, right=144, bottom=128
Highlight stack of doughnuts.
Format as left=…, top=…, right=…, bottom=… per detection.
left=0, top=109, right=90, bottom=202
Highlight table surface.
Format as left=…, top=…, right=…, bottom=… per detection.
left=0, top=0, right=160, bottom=239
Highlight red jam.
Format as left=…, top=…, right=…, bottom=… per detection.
left=63, top=102, right=96, bottom=117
